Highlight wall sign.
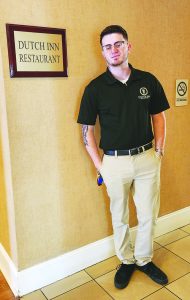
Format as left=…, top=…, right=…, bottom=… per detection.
left=6, top=24, right=68, bottom=77
left=175, top=79, right=188, bottom=106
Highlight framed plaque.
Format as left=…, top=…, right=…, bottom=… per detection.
left=6, top=24, right=68, bottom=77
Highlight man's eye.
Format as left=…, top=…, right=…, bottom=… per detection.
left=106, top=45, right=111, bottom=50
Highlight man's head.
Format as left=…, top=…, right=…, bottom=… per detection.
left=100, top=25, right=128, bottom=45
left=100, top=25, right=131, bottom=67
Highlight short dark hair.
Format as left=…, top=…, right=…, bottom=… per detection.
left=100, top=25, right=128, bottom=45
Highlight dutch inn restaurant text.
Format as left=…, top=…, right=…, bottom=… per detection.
left=18, top=40, right=60, bottom=64
left=14, top=31, right=64, bottom=72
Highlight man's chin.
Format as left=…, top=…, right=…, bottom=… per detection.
left=110, top=61, right=123, bottom=67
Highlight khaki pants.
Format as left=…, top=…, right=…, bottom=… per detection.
left=100, top=148, right=161, bottom=266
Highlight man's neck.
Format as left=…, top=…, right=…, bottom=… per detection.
left=108, top=62, right=131, bottom=81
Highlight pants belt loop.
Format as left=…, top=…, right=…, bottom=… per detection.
left=115, top=150, right=118, bottom=157
left=142, top=146, right=145, bottom=152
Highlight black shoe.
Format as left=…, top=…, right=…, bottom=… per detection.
left=114, top=263, right=135, bottom=289
left=136, top=262, right=168, bottom=285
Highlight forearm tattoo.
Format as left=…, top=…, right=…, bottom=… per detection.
left=82, top=125, right=89, bottom=146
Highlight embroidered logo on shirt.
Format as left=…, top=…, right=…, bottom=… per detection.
left=138, top=87, right=150, bottom=99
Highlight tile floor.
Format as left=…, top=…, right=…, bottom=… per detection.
left=21, top=224, right=190, bottom=300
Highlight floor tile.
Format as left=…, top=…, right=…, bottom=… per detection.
left=41, top=271, right=92, bottom=299
left=180, top=224, right=190, bottom=234
left=152, top=247, right=190, bottom=283
left=153, top=242, right=162, bottom=251
left=143, top=287, right=180, bottom=299
left=96, top=269, right=161, bottom=300
left=85, top=256, right=120, bottom=279
left=167, top=273, right=190, bottom=300
left=52, top=281, right=112, bottom=300
left=155, top=229, right=188, bottom=246
left=20, top=227, right=190, bottom=300
left=165, top=235, right=190, bottom=263
left=21, top=290, right=47, bottom=300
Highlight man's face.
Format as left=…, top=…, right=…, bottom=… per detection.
left=101, top=33, right=131, bottom=67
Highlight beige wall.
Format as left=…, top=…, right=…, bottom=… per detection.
left=0, top=0, right=189, bottom=270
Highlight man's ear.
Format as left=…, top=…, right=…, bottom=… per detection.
left=127, top=42, right=132, bottom=53
left=101, top=49, right=106, bottom=59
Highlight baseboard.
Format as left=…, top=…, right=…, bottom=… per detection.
left=155, top=206, right=190, bottom=237
left=17, top=235, right=115, bottom=296
left=0, top=244, right=18, bottom=296
left=0, top=206, right=190, bottom=296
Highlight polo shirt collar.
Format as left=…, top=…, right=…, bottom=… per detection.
left=104, top=63, right=142, bottom=85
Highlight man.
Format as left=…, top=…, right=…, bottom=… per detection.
left=77, top=25, right=170, bottom=289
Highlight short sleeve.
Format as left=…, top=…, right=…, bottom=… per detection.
left=149, top=76, right=170, bottom=115
left=77, top=84, right=98, bottom=125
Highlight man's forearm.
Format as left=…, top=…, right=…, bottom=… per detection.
left=82, top=125, right=102, bottom=171
left=151, top=112, right=166, bottom=154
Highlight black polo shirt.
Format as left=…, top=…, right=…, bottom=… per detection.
left=77, top=64, right=170, bottom=150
